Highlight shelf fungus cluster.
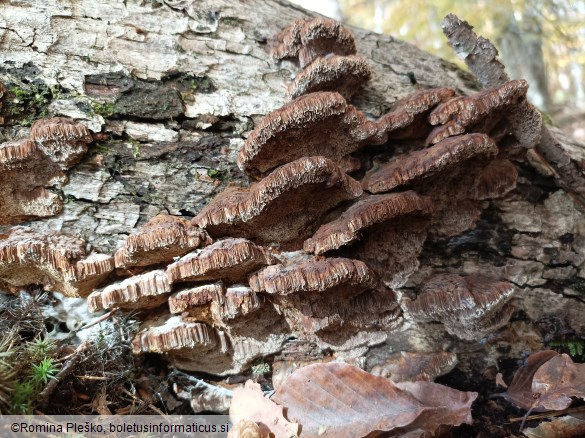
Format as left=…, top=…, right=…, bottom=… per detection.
left=0, top=117, right=93, bottom=224
left=93, top=18, right=524, bottom=375
left=0, top=18, right=524, bottom=376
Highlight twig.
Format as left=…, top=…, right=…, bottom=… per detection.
left=77, top=308, right=118, bottom=331
left=37, top=340, right=90, bottom=411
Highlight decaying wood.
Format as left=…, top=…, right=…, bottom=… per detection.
left=1, top=0, right=584, bottom=416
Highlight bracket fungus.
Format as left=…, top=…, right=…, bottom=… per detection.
left=304, top=191, right=435, bottom=255
left=114, top=214, right=211, bottom=269
left=363, top=133, right=498, bottom=194
left=169, top=283, right=263, bottom=328
left=270, top=18, right=357, bottom=67
left=237, top=89, right=455, bottom=179
left=403, top=273, right=515, bottom=340
left=87, top=269, right=171, bottom=312
left=167, top=238, right=276, bottom=284
left=0, top=117, right=93, bottom=224
left=286, top=54, right=372, bottom=100
left=193, top=156, right=363, bottom=243
left=426, top=79, right=529, bottom=145
left=0, top=227, right=113, bottom=297
left=9, top=17, right=530, bottom=376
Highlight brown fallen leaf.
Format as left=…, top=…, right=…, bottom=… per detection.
left=228, top=419, right=262, bottom=438
left=394, top=381, right=477, bottom=436
left=522, top=415, right=585, bottom=438
left=230, top=380, right=299, bottom=438
left=532, top=354, right=585, bottom=411
left=504, top=350, right=559, bottom=411
left=272, top=362, right=476, bottom=438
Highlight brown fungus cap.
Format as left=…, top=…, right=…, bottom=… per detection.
left=193, top=156, right=363, bottom=244
left=363, top=133, right=498, bottom=194
left=304, top=191, right=435, bottom=255
left=0, top=227, right=113, bottom=297
left=403, top=273, right=515, bottom=340
left=87, top=269, right=171, bottom=313
left=426, top=79, right=528, bottom=145
left=30, top=117, right=93, bottom=167
left=169, top=282, right=263, bottom=327
left=249, top=256, right=378, bottom=297
left=114, top=214, right=211, bottom=269
left=237, top=92, right=382, bottom=179
left=379, top=87, right=456, bottom=140
left=132, top=316, right=235, bottom=374
left=0, top=117, right=93, bottom=225
left=286, top=55, right=371, bottom=101
left=166, top=238, right=276, bottom=284
left=271, top=18, right=356, bottom=67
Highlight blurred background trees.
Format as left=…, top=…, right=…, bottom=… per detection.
left=289, top=0, right=585, bottom=140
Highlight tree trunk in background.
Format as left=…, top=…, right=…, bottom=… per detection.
left=499, top=6, right=551, bottom=111
left=1, top=0, right=584, bottom=376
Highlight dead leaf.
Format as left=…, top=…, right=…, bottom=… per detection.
left=532, top=354, right=585, bottom=411
left=272, top=362, right=476, bottom=438
left=504, top=350, right=559, bottom=411
left=230, top=380, right=299, bottom=438
left=522, top=415, right=585, bottom=438
left=395, top=381, right=477, bottom=435
left=228, top=419, right=262, bottom=438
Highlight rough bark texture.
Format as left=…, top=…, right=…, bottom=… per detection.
left=1, top=0, right=584, bottom=386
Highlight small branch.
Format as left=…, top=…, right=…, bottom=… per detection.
left=37, top=340, right=90, bottom=411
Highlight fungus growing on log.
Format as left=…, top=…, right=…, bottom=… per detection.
left=0, top=227, right=113, bottom=297
left=249, top=256, right=378, bottom=296
left=87, top=269, right=171, bottom=312
left=0, top=117, right=93, bottom=224
left=114, top=214, right=211, bottom=269
left=65, top=16, right=531, bottom=376
left=363, top=133, right=498, bottom=194
left=286, top=55, right=372, bottom=100
left=403, top=273, right=515, bottom=340
left=169, top=283, right=263, bottom=327
left=132, top=316, right=235, bottom=374
left=426, top=79, right=528, bottom=145
left=193, top=156, right=363, bottom=243
left=29, top=117, right=93, bottom=166
left=304, top=191, right=435, bottom=255
left=271, top=18, right=356, bottom=67
left=237, top=93, right=382, bottom=178
left=166, top=238, right=276, bottom=284
left=238, top=89, right=454, bottom=179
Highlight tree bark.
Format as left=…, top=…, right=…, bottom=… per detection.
left=1, top=0, right=584, bottom=384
